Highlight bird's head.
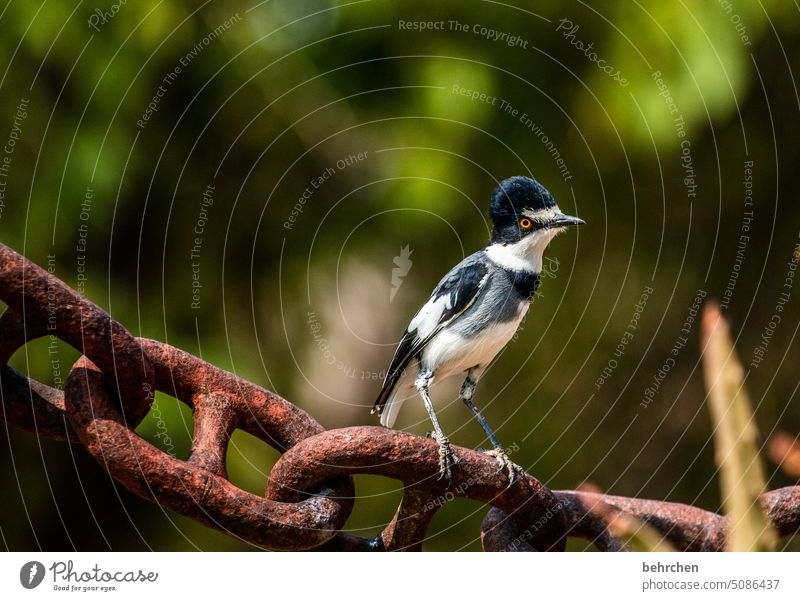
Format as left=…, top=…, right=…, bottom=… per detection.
left=488, top=176, right=584, bottom=246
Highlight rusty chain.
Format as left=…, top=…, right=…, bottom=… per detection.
left=1, top=242, right=798, bottom=551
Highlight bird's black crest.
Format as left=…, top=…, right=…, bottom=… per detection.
left=489, top=176, right=556, bottom=223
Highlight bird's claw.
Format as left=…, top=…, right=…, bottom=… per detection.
left=483, top=447, right=524, bottom=486
left=431, top=431, right=457, bottom=482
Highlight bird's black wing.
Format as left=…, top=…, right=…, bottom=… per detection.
left=373, top=252, right=490, bottom=417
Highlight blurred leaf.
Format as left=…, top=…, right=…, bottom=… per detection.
left=701, top=301, right=776, bottom=551
left=767, top=432, right=800, bottom=479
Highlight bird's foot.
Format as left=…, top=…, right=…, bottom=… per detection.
left=483, top=447, right=525, bottom=486
left=431, top=431, right=457, bottom=482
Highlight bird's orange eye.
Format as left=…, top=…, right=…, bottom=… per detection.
left=519, top=218, right=533, bottom=229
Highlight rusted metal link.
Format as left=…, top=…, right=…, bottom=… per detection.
left=267, top=426, right=567, bottom=551
left=0, top=242, right=354, bottom=550
left=761, top=486, right=800, bottom=538
left=481, top=487, right=800, bottom=551
left=0, top=365, right=77, bottom=442
left=0, top=243, right=154, bottom=433
left=481, top=505, right=539, bottom=552
left=64, top=355, right=354, bottom=550
left=139, top=339, right=324, bottom=457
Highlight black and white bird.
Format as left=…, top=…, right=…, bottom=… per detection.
left=372, top=176, right=584, bottom=483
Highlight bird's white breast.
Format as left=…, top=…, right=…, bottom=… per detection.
left=421, top=304, right=528, bottom=381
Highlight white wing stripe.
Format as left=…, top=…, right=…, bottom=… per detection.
left=408, top=294, right=449, bottom=339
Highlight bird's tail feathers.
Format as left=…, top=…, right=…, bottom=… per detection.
left=373, top=371, right=414, bottom=428
left=379, top=385, right=408, bottom=428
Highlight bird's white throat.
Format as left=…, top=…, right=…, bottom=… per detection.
left=485, top=228, right=562, bottom=273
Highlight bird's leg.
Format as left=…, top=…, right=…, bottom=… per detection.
left=460, top=369, right=524, bottom=486
left=416, top=370, right=457, bottom=482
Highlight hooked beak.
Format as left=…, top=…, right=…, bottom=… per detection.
left=548, top=213, right=585, bottom=228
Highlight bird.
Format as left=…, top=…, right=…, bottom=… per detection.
left=372, top=175, right=584, bottom=483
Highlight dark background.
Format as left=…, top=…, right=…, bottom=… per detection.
left=1, top=0, right=798, bottom=551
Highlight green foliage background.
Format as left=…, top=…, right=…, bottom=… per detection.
left=1, top=0, right=799, bottom=551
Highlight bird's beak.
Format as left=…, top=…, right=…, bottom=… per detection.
left=549, top=213, right=585, bottom=228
